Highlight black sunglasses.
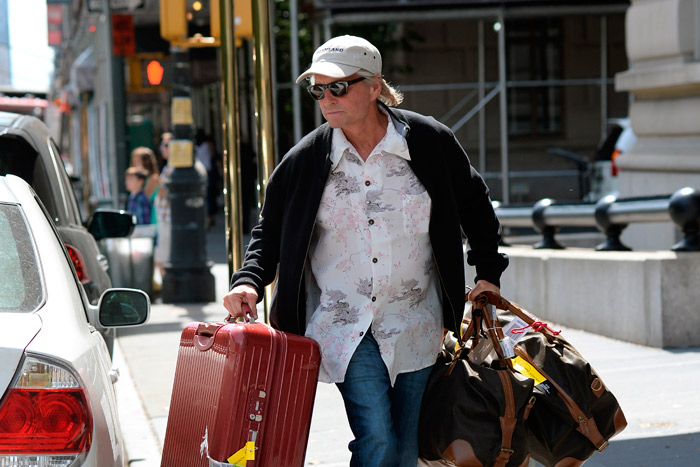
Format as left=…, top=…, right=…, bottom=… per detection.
left=306, top=77, right=365, bottom=101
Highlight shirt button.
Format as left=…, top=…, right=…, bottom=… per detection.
left=365, top=180, right=371, bottom=186
left=371, top=296, right=377, bottom=302
left=372, top=257, right=378, bottom=263
left=368, top=219, right=374, bottom=225
left=359, top=331, right=364, bottom=337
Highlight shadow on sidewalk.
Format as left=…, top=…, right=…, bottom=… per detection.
left=584, top=432, right=700, bottom=466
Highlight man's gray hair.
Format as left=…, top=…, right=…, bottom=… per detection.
left=358, top=70, right=404, bottom=107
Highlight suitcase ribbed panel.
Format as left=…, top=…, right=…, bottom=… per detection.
left=161, top=323, right=230, bottom=467
left=263, top=340, right=321, bottom=465
left=161, top=322, right=321, bottom=467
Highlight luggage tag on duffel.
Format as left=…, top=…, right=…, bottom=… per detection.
left=468, top=338, right=495, bottom=365
left=502, top=316, right=530, bottom=345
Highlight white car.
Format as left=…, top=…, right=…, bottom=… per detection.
left=588, top=117, right=637, bottom=201
left=0, top=175, right=149, bottom=466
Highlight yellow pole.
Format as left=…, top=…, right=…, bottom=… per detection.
left=252, top=0, right=276, bottom=203
left=219, top=0, right=244, bottom=277
left=252, top=0, right=276, bottom=321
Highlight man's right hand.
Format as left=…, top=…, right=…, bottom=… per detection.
left=222, top=284, right=259, bottom=322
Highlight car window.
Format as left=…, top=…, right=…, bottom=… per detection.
left=49, top=139, right=83, bottom=224
left=0, top=136, right=60, bottom=223
left=0, top=203, right=44, bottom=312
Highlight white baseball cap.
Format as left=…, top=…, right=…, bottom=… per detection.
left=296, top=35, right=382, bottom=83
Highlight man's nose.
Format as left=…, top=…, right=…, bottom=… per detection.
left=319, top=89, right=336, bottom=101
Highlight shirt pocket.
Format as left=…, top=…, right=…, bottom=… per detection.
left=402, top=191, right=431, bottom=236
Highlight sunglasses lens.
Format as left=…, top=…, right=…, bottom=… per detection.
left=307, top=80, right=355, bottom=100
left=328, top=82, right=348, bottom=97
left=307, top=85, right=325, bottom=100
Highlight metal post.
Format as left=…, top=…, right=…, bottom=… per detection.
left=252, top=0, right=277, bottom=320
left=478, top=20, right=486, bottom=175
left=219, top=0, right=244, bottom=277
left=161, top=46, right=216, bottom=303
left=252, top=0, right=276, bottom=209
left=290, top=0, right=302, bottom=143
left=313, top=21, right=323, bottom=128
left=600, top=15, right=608, bottom=140
left=497, top=12, right=510, bottom=204
left=99, top=1, right=119, bottom=209
left=669, top=187, right=700, bottom=251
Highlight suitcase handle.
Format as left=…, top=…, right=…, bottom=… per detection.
left=195, top=322, right=224, bottom=351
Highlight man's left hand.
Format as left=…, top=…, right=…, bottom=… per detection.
left=467, top=280, right=500, bottom=302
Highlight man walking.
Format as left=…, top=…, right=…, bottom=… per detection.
left=223, top=35, right=508, bottom=466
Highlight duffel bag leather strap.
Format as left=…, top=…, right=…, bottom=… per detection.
left=494, top=370, right=517, bottom=467
left=472, top=296, right=518, bottom=467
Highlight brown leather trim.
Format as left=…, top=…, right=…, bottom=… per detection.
left=613, top=405, right=629, bottom=437
left=514, top=346, right=608, bottom=450
left=590, top=377, right=605, bottom=398
left=494, top=447, right=514, bottom=467
left=575, top=416, right=607, bottom=451
left=442, top=439, right=483, bottom=467
left=495, top=371, right=516, bottom=467
left=523, top=395, right=536, bottom=420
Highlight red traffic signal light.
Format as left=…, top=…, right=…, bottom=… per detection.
left=146, top=60, right=165, bottom=86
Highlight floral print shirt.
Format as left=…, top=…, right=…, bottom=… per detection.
left=305, top=115, right=443, bottom=385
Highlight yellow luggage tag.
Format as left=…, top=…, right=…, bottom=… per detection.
left=227, top=440, right=256, bottom=466
left=512, top=355, right=547, bottom=385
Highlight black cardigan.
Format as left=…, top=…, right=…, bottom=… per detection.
left=231, top=104, right=509, bottom=336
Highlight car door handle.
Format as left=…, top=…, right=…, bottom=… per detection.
left=109, top=368, right=120, bottom=384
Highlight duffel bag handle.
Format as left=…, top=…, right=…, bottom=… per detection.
left=467, top=289, right=561, bottom=340
left=471, top=296, right=513, bottom=369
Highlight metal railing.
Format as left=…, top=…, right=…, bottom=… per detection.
left=494, top=187, right=700, bottom=251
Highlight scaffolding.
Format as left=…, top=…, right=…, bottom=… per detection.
left=283, top=1, right=630, bottom=204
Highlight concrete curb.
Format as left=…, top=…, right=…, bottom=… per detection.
left=114, top=338, right=162, bottom=467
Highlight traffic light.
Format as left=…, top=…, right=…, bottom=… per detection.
left=160, top=0, right=187, bottom=44
left=210, top=0, right=253, bottom=42
left=160, top=0, right=253, bottom=47
left=146, top=60, right=165, bottom=86
left=127, top=54, right=172, bottom=92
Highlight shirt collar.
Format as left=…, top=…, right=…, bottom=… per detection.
left=330, top=107, right=410, bottom=170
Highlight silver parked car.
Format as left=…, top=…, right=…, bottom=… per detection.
left=0, top=174, right=149, bottom=466
left=0, top=111, right=135, bottom=356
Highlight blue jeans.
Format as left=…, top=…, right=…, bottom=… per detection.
left=336, top=331, right=432, bottom=467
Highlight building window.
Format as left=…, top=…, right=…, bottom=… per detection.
left=507, top=18, right=563, bottom=138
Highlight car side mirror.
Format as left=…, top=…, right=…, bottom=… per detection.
left=87, top=209, right=135, bottom=240
left=98, top=288, right=150, bottom=327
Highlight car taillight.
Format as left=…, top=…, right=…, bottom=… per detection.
left=610, top=149, right=621, bottom=177
left=0, top=356, right=92, bottom=467
left=65, top=244, right=90, bottom=284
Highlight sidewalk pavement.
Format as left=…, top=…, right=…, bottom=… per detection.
left=115, top=212, right=700, bottom=466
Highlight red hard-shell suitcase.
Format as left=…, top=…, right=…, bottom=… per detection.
left=160, top=321, right=322, bottom=467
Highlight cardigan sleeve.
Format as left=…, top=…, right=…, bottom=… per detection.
left=229, top=166, right=285, bottom=301
left=446, top=131, right=509, bottom=286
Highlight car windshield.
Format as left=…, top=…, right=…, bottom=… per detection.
left=0, top=203, right=43, bottom=312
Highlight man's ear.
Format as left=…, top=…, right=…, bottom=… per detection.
left=370, top=77, right=383, bottom=100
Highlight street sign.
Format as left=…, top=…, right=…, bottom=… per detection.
left=88, top=0, right=144, bottom=12
left=112, top=14, right=136, bottom=56
left=47, top=4, right=63, bottom=47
